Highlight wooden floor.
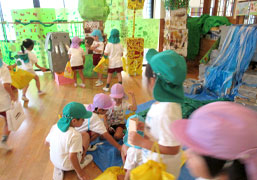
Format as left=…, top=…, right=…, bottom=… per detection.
left=0, top=67, right=198, bottom=180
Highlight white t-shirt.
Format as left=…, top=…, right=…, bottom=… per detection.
left=46, top=124, right=83, bottom=171
left=92, top=41, right=104, bottom=54
left=68, top=47, right=86, bottom=67
left=75, top=113, right=107, bottom=135
left=0, top=64, right=12, bottom=112
left=18, top=50, right=38, bottom=74
left=142, top=102, right=182, bottom=178
left=107, top=101, right=131, bottom=126
left=104, top=43, right=123, bottom=68
left=124, top=147, right=143, bottom=170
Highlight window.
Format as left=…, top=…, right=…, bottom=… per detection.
left=143, top=0, right=154, bottom=18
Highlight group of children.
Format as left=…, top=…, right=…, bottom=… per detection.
left=1, top=30, right=257, bottom=180
left=69, top=28, right=124, bottom=92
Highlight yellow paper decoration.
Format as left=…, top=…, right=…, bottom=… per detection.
left=128, top=0, right=145, bottom=10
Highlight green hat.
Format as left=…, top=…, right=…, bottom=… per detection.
left=146, top=49, right=187, bottom=103
left=57, top=102, right=92, bottom=132
left=108, top=29, right=120, bottom=44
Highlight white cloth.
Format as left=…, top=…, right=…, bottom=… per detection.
left=18, top=50, right=38, bottom=74
left=46, top=124, right=83, bottom=171
left=0, top=64, right=12, bottom=112
left=142, top=102, right=182, bottom=179
left=104, top=43, right=123, bottom=68
left=124, top=147, right=143, bottom=170
left=107, top=101, right=131, bottom=125
left=68, top=47, right=86, bottom=67
left=75, top=113, right=107, bottom=135
left=92, top=41, right=104, bottom=54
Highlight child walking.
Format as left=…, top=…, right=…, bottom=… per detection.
left=106, top=83, right=137, bottom=140
left=89, top=29, right=105, bottom=87
left=103, top=29, right=123, bottom=92
left=46, top=102, right=93, bottom=180
left=76, top=93, right=121, bottom=151
left=68, top=36, right=86, bottom=88
left=170, top=102, right=257, bottom=180
left=18, top=39, right=47, bottom=102
left=128, top=49, right=187, bottom=179
left=0, top=59, right=17, bottom=151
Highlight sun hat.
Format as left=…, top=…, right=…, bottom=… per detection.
left=57, top=102, right=92, bottom=132
left=70, top=36, right=83, bottom=49
left=91, top=29, right=104, bottom=42
left=170, top=101, right=257, bottom=180
left=87, top=93, right=115, bottom=111
left=146, top=49, right=187, bottom=103
left=109, top=83, right=127, bottom=99
left=108, top=29, right=120, bottom=44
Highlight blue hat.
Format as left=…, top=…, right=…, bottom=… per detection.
left=91, top=29, right=104, bottom=42
left=108, top=29, right=120, bottom=44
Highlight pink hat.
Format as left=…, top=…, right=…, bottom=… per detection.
left=87, top=93, right=114, bottom=111
left=110, top=83, right=126, bottom=99
left=71, top=36, right=83, bottom=48
left=170, top=102, right=257, bottom=180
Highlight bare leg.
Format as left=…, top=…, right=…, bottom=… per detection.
left=117, top=72, right=122, bottom=83
left=106, top=73, right=112, bottom=85
left=73, top=70, right=77, bottom=84
left=34, top=75, right=41, bottom=92
left=114, top=127, right=124, bottom=140
left=22, top=85, right=29, bottom=97
left=124, top=170, right=130, bottom=180
left=2, top=116, right=10, bottom=137
left=89, top=132, right=99, bottom=142
left=98, top=73, right=102, bottom=81
left=78, top=69, right=85, bottom=84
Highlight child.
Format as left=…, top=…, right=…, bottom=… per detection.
left=0, top=59, right=17, bottom=150
left=106, top=83, right=137, bottom=140
left=18, top=39, right=47, bottom=102
left=128, top=49, right=187, bottom=179
left=89, top=29, right=105, bottom=87
left=68, top=36, right=86, bottom=88
left=46, top=102, right=93, bottom=180
left=170, top=102, right=257, bottom=180
left=75, top=93, right=121, bottom=151
left=121, top=115, right=145, bottom=180
left=102, top=29, right=123, bottom=92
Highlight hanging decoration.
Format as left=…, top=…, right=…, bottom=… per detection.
left=164, top=0, right=189, bottom=10
left=128, top=0, right=145, bottom=10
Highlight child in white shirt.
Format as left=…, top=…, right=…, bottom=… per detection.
left=0, top=59, right=16, bottom=151
left=68, top=36, right=86, bottom=88
left=46, top=102, right=93, bottom=180
left=89, top=29, right=105, bottom=87
left=17, top=39, right=47, bottom=102
left=76, top=93, right=121, bottom=151
left=106, top=83, right=137, bottom=140
left=103, top=29, right=123, bottom=92
left=128, top=49, right=187, bottom=179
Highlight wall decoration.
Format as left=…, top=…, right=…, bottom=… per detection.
left=128, top=0, right=145, bottom=10
left=236, top=2, right=250, bottom=16
left=169, top=8, right=187, bottom=29
left=250, top=1, right=257, bottom=15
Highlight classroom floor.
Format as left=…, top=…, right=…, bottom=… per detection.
left=0, top=65, right=198, bottom=180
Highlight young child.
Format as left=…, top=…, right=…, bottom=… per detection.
left=75, top=93, right=121, bottom=151
left=0, top=59, right=17, bottom=150
left=106, top=83, right=137, bottom=140
left=128, top=49, right=187, bottom=179
left=170, top=102, right=257, bottom=180
left=18, top=39, right=47, bottom=102
left=103, top=29, right=123, bottom=92
left=89, top=29, right=105, bottom=87
left=68, top=36, right=86, bottom=88
left=121, top=115, right=145, bottom=180
left=46, top=102, right=93, bottom=180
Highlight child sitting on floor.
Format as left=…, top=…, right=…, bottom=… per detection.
left=106, top=83, right=137, bottom=140
left=46, top=102, right=93, bottom=180
left=75, top=93, right=121, bottom=151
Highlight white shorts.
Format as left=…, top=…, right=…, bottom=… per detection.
left=124, top=147, right=143, bottom=170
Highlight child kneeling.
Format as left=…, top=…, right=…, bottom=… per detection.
left=46, top=102, right=93, bottom=180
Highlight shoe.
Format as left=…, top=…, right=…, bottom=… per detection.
left=87, top=144, right=97, bottom=152
left=22, top=95, right=29, bottom=102
left=74, top=83, right=77, bottom=87
left=79, top=83, right=85, bottom=88
left=80, top=154, right=93, bottom=169
left=38, top=91, right=45, bottom=96
left=95, top=80, right=100, bottom=84
left=0, top=141, right=12, bottom=151
left=95, top=81, right=103, bottom=87
left=53, top=167, right=64, bottom=180
left=103, top=87, right=109, bottom=92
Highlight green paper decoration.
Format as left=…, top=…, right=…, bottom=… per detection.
left=164, top=0, right=189, bottom=10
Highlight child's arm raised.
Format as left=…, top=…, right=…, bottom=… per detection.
left=69, top=152, right=88, bottom=180
left=102, top=132, right=122, bottom=151
left=128, top=92, right=137, bottom=112
left=128, top=132, right=180, bottom=155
